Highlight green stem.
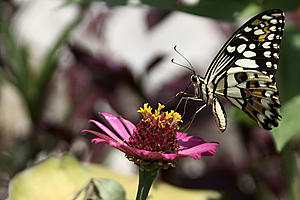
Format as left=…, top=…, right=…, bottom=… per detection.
left=136, top=167, right=158, bottom=200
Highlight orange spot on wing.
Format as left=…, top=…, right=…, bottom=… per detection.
left=252, top=89, right=264, bottom=97
left=252, top=19, right=262, bottom=25
left=244, top=104, right=258, bottom=122
left=258, top=22, right=270, bottom=42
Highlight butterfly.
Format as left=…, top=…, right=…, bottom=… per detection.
left=174, top=9, right=284, bottom=132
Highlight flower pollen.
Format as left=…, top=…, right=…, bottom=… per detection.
left=129, top=103, right=182, bottom=154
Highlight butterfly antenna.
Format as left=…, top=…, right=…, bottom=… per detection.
left=171, top=58, right=195, bottom=73
left=173, top=45, right=196, bottom=73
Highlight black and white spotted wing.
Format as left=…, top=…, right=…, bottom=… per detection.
left=189, top=9, right=284, bottom=132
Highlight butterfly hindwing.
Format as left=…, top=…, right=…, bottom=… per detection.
left=218, top=71, right=281, bottom=129
left=204, top=9, right=284, bottom=130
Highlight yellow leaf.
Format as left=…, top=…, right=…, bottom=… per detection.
left=7, top=155, right=221, bottom=200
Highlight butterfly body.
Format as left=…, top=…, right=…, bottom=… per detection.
left=187, top=9, right=284, bottom=132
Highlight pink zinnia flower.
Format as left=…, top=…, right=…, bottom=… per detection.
left=82, top=103, right=218, bottom=168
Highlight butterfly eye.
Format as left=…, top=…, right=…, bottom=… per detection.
left=191, top=75, right=198, bottom=83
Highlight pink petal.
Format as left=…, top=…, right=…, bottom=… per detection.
left=119, top=116, right=136, bottom=135
left=101, top=113, right=132, bottom=141
left=85, top=130, right=132, bottom=153
left=123, top=146, right=179, bottom=160
left=179, top=142, right=219, bottom=159
left=82, top=129, right=115, bottom=142
left=91, top=138, right=106, bottom=144
left=177, top=132, right=205, bottom=150
left=176, top=132, right=188, bottom=140
left=176, top=132, right=219, bottom=159
left=83, top=114, right=219, bottom=162
left=89, top=120, right=123, bottom=142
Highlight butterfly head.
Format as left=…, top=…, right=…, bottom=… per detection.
left=190, top=74, right=204, bottom=97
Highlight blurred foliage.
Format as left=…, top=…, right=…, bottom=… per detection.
left=0, top=2, right=88, bottom=125
left=66, top=0, right=300, bottom=21
left=278, top=24, right=300, bottom=103
left=7, top=155, right=221, bottom=200
left=272, top=95, right=300, bottom=151
left=230, top=107, right=257, bottom=127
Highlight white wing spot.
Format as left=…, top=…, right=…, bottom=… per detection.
left=267, top=33, right=275, bottom=40
left=238, top=99, right=245, bottom=105
left=243, top=51, right=256, bottom=58
left=227, top=45, right=236, bottom=53
left=271, top=13, right=282, bottom=17
left=258, top=114, right=266, bottom=122
left=276, top=35, right=280, bottom=39
left=249, top=43, right=256, bottom=49
left=261, top=99, right=270, bottom=109
left=273, top=43, right=279, bottom=49
left=258, top=81, right=267, bottom=87
left=270, top=19, right=278, bottom=24
left=227, top=74, right=239, bottom=87
left=269, top=26, right=276, bottom=31
left=237, top=44, right=247, bottom=53
left=265, top=90, right=274, bottom=97
left=239, top=35, right=249, bottom=41
left=262, top=42, right=271, bottom=49
left=279, top=20, right=283, bottom=23
left=227, top=67, right=244, bottom=74
left=274, top=64, right=278, bottom=69
left=265, top=110, right=273, bottom=118
left=254, top=29, right=265, bottom=35
left=264, top=51, right=271, bottom=58
left=235, top=59, right=259, bottom=68
left=244, top=26, right=252, bottom=32
left=273, top=53, right=279, bottom=59
left=266, top=61, right=272, bottom=68
left=278, top=27, right=282, bottom=31
left=262, top=15, right=272, bottom=20
left=227, top=87, right=243, bottom=98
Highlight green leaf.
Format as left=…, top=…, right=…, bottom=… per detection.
left=0, top=7, right=30, bottom=90
left=262, top=0, right=300, bottom=11
left=63, top=0, right=128, bottom=7
left=141, top=0, right=250, bottom=21
left=60, top=0, right=94, bottom=7
left=277, top=24, right=300, bottom=103
left=102, top=0, right=128, bottom=6
left=272, top=95, right=300, bottom=151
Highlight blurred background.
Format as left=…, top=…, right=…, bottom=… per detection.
left=1, top=0, right=300, bottom=199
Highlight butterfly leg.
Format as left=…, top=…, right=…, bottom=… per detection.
left=175, top=91, right=201, bottom=111
left=181, top=103, right=207, bottom=131
left=164, top=91, right=194, bottom=107
left=176, top=96, right=203, bottom=117
left=175, top=91, right=194, bottom=97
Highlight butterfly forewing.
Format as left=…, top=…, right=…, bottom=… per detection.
left=203, top=9, right=284, bottom=130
